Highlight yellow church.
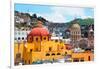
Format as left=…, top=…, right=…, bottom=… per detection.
left=14, top=20, right=94, bottom=65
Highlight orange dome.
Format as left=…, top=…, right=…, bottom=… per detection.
left=29, top=27, right=49, bottom=36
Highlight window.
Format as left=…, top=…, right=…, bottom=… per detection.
left=65, top=52, right=67, bottom=54
left=52, top=53, right=55, bottom=55
left=46, top=53, right=50, bottom=56
left=18, top=37, right=20, bottom=40
left=88, top=56, right=91, bottom=61
left=67, top=55, right=72, bottom=58
left=22, top=29, right=25, bottom=30
left=73, top=58, right=79, bottom=62
left=36, top=38, right=38, bottom=41
left=27, top=35, right=33, bottom=43
left=55, top=39, right=58, bottom=42
left=29, top=60, right=30, bottom=64
left=57, top=53, right=61, bottom=55
left=30, top=49, right=32, bottom=52
left=22, top=32, right=24, bottom=35
left=49, top=47, right=52, bottom=51
left=44, top=37, right=46, bottom=40
left=80, top=58, right=84, bottom=62
left=22, top=37, right=24, bottom=40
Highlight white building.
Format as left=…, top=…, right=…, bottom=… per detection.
left=14, top=29, right=30, bottom=41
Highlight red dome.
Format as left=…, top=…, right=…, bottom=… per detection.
left=29, top=27, right=49, bottom=36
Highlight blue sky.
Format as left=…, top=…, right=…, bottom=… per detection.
left=15, top=3, right=94, bottom=23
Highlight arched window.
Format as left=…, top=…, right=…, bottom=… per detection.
left=46, top=53, right=50, bottom=56
left=36, top=37, right=38, bottom=41
left=57, top=53, right=61, bottom=55
left=44, top=37, right=46, bottom=40
left=18, top=37, right=20, bottom=40
left=22, top=37, right=24, bottom=40
left=49, top=47, right=52, bottom=51
left=27, top=35, right=33, bottom=43
left=52, top=53, right=55, bottom=55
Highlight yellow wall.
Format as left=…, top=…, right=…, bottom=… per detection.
left=72, top=52, right=94, bottom=61
left=14, top=36, right=94, bottom=65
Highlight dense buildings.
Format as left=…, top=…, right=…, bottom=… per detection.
left=14, top=11, right=94, bottom=65
left=14, top=20, right=94, bottom=65
left=14, top=21, right=68, bottom=65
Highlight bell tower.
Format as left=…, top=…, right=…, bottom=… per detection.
left=88, top=25, right=94, bottom=49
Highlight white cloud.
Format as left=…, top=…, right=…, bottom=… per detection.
left=37, top=12, right=67, bottom=23
left=29, top=7, right=93, bottom=22
left=51, top=7, right=85, bottom=16
left=51, top=7, right=94, bottom=20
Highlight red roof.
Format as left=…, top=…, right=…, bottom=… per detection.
left=29, top=27, right=49, bottom=36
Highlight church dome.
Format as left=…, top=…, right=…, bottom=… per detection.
left=29, top=27, right=49, bottom=36
left=71, top=23, right=80, bottom=29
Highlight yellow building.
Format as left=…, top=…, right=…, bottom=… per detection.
left=72, top=51, right=94, bottom=62
left=14, top=21, right=67, bottom=65
left=14, top=21, right=94, bottom=65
